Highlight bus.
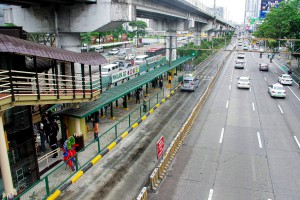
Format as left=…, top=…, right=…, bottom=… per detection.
left=146, top=47, right=166, bottom=57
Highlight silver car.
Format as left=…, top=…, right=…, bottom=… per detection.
left=235, top=59, right=245, bottom=69
left=181, top=75, right=200, bottom=92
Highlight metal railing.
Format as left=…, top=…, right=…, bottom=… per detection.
left=0, top=69, right=102, bottom=106
left=14, top=81, right=181, bottom=199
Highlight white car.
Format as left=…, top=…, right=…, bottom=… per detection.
left=125, top=54, right=135, bottom=60
left=108, top=48, right=120, bottom=55
left=243, top=45, right=248, bottom=50
left=238, top=41, right=243, bottom=46
left=268, top=83, right=286, bottom=98
left=278, top=74, right=293, bottom=85
left=237, top=76, right=250, bottom=89
left=237, top=52, right=245, bottom=59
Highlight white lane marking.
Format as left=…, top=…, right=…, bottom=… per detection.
left=264, top=77, right=266, bottom=81
left=208, top=189, right=214, bottom=200
left=229, top=85, right=231, bottom=90
left=246, top=68, right=248, bottom=71
left=226, top=100, right=229, bottom=109
left=287, top=86, right=300, bottom=101
left=252, top=102, right=255, bottom=111
left=250, top=87, right=252, bottom=92
left=219, top=128, right=224, bottom=143
left=294, top=136, right=300, bottom=148
left=278, top=105, right=284, bottom=114
left=275, top=70, right=277, bottom=73
left=268, top=199, right=272, bottom=200
left=257, top=132, right=262, bottom=148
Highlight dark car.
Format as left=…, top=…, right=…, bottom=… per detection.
left=259, top=63, right=269, bottom=71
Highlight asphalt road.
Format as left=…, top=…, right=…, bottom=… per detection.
left=150, top=41, right=300, bottom=200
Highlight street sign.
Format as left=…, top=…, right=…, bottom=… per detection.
left=156, top=136, right=164, bottom=160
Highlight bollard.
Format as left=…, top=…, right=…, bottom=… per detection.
left=136, top=187, right=147, bottom=200
left=150, top=168, right=159, bottom=191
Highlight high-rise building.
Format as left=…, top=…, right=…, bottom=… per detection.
left=244, top=0, right=260, bottom=23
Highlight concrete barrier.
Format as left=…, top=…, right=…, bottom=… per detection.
left=150, top=168, right=159, bottom=191
left=136, top=187, right=148, bottom=200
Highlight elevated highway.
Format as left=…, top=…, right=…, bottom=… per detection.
left=3, top=0, right=235, bottom=52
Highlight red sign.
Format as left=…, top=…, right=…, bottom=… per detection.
left=156, top=136, right=164, bottom=159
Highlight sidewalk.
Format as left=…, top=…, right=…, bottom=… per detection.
left=276, top=53, right=300, bottom=82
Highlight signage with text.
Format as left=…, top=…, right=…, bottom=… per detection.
left=111, top=66, right=139, bottom=83
left=156, top=136, right=164, bottom=160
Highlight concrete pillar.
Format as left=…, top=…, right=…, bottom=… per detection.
left=58, top=33, right=81, bottom=53
left=0, top=112, right=15, bottom=198
left=166, top=30, right=177, bottom=64
left=195, top=31, right=201, bottom=46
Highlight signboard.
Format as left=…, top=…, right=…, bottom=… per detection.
left=260, top=0, right=283, bottom=18
left=111, top=66, right=139, bottom=83
left=156, top=136, right=164, bottom=160
left=146, top=55, right=162, bottom=65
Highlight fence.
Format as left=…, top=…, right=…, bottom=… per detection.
left=15, top=84, right=174, bottom=200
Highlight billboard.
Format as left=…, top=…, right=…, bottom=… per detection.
left=260, top=0, right=283, bottom=18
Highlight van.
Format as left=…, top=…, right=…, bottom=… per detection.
left=95, top=46, right=104, bottom=53
left=134, top=55, right=148, bottom=65
left=180, top=74, right=199, bottom=92
left=101, top=63, right=119, bottom=76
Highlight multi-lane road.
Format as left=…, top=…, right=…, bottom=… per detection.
left=60, top=39, right=300, bottom=200
left=151, top=42, right=300, bottom=200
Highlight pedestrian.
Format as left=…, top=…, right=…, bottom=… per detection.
left=49, top=120, right=58, bottom=158
left=136, top=89, right=140, bottom=104
left=143, top=99, right=147, bottom=112
left=104, top=105, right=109, bottom=116
left=288, top=68, right=292, bottom=75
left=40, top=123, right=46, bottom=152
left=93, top=122, right=99, bottom=140
left=159, top=78, right=163, bottom=90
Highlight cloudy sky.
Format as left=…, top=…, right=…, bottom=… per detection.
left=200, top=0, right=246, bottom=24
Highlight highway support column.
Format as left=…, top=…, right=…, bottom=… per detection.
left=0, top=111, right=16, bottom=199
left=166, top=30, right=177, bottom=89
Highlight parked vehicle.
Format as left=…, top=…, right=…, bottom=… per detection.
left=134, top=55, right=149, bottom=65
left=118, top=48, right=133, bottom=60
left=95, top=46, right=104, bottom=53
left=125, top=54, right=136, bottom=60
left=119, top=63, right=132, bottom=70
left=101, top=63, right=119, bottom=76
left=108, top=48, right=120, bottom=55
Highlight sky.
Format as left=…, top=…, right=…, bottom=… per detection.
left=199, top=0, right=246, bottom=24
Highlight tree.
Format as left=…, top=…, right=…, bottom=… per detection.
left=253, top=0, right=300, bottom=67
left=128, top=20, right=148, bottom=46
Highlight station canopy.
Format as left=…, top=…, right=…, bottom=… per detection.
left=55, top=56, right=192, bottom=118
left=0, top=34, right=107, bottom=66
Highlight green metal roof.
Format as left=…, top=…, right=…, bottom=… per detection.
left=55, top=56, right=192, bottom=118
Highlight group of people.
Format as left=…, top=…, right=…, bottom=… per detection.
left=40, top=113, right=59, bottom=158
left=151, top=76, right=164, bottom=90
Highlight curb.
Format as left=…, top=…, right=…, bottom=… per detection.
left=46, top=85, right=181, bottom=200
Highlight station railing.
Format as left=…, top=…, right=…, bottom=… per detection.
left=14, top=77, right=181, bottom=199
left=0, top=69, right=102, bottom=110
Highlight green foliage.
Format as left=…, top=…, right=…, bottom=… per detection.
left=254, top=0, right=300, bottom=39
left=128, top=20, right=148, bottom=37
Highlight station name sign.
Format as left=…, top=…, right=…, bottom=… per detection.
left=111, top=66, right=139, bottom=83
